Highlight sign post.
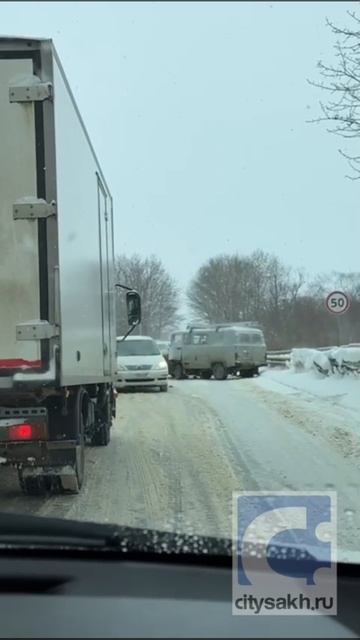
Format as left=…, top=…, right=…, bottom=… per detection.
left=325, top=291, right=351, bottom=346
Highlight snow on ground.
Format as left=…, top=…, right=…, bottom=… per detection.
left=256, top=367, right=359, bottom=413
left=252, top=366, right=360, bottom=462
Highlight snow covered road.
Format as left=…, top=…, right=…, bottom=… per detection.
left=0, top=372, right=359, bottom=561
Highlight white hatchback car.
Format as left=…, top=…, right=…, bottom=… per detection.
left=116, top=335, right=169, bottom=392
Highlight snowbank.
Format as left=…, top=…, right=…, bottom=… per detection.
left=329, top=347, right=360, bottom=367
left=256, top=367, right=359, bottom=413
left=290, top=349, right=320, bottom=371
left=288, top=346, right=360, bottom=376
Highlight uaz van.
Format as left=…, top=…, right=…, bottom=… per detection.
left=168, top=324, right=267, bottom=380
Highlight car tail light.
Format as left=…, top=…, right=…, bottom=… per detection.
left=8, top=422, right=48, bottom=441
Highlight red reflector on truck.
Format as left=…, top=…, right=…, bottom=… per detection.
left=0, top=359, right=42, bottom=369
left=8, top=423, right=48, bottom=441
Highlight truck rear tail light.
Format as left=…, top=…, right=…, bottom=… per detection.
left=8, top=422, right=48, bottom=441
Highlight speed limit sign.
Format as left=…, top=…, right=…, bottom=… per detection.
left=325, top=290, right=351, bottom=315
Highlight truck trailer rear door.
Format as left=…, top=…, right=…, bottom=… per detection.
left=0, top=56, right=47, bottom=374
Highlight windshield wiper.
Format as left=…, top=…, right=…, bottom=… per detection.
left=0, top=513, right=233, bottom=555
left=0, top=513, right=123, bottom=549
left=0, top=513, right=322, bottom=566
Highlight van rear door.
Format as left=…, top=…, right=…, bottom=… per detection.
left=249, top=332, right=267, bottom=365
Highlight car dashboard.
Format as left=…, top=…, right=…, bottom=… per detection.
left=0, top=549, right=359, bottom=638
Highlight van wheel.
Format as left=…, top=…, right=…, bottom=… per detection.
left=200, top=371, right=212, bottom=380
left=212, top=363, right=227, bottom=380
left=173, top=363, right=184, bottom=380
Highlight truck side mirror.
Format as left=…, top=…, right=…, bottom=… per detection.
left=126, top=291, right=141, bottom=326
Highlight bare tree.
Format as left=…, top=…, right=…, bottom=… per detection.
left=187, top=251, right=305, bottom=347
left=308, top=270, right=360, bottom=298
left=261, top=256, right=305, bottom=348
left=115, top=254, right=182, bottom=338
left=187, top=254, right=253, bottom=324
left=309, top=10, right=360, bottom=178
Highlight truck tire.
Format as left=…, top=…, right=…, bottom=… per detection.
left=91, top=422, right=110, bottom=446
left=173, top=363, right=184, bottom=380
left=212, top=363, right=227, bottom=380
left=90, top=385, right=112, bottom=447
left=160, top=384, right=168, bottom=392
left=59, top=388, right=86, bottom=494
left=200, top=371, right=212, bottom=380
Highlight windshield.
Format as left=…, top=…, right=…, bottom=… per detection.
left=117, top=339, right=160, bottom=356
left=0, top=2, right=359, bottom=581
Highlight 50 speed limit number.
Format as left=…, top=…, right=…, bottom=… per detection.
left=325, top=291, right=351, bottom=315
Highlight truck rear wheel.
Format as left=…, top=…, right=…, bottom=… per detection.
left=59, top=388, right=86, bottom=494
left=90, top=385, right=111, bottom=447
left=212, top=363, right=227, bottom=380
left=91, top=422, right=110, bottom=446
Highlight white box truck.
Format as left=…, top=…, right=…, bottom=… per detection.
left=0, top=37, right=141, bottom=495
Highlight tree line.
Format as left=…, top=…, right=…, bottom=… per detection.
left=115, top=252, right=360, bottom=350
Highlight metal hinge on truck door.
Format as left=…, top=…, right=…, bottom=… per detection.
left=9, top=77, right=53, bottom=103
left=13, top=199, right=56, bottom=220
left=16, top=321, right=59, bottom=341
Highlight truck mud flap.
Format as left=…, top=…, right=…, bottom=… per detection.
left=20, top=463, right=79, bottom=493
left=11, top=440, right=83, bottom=495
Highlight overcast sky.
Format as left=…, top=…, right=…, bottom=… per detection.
left=1, top=1, right=359, bottom=295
